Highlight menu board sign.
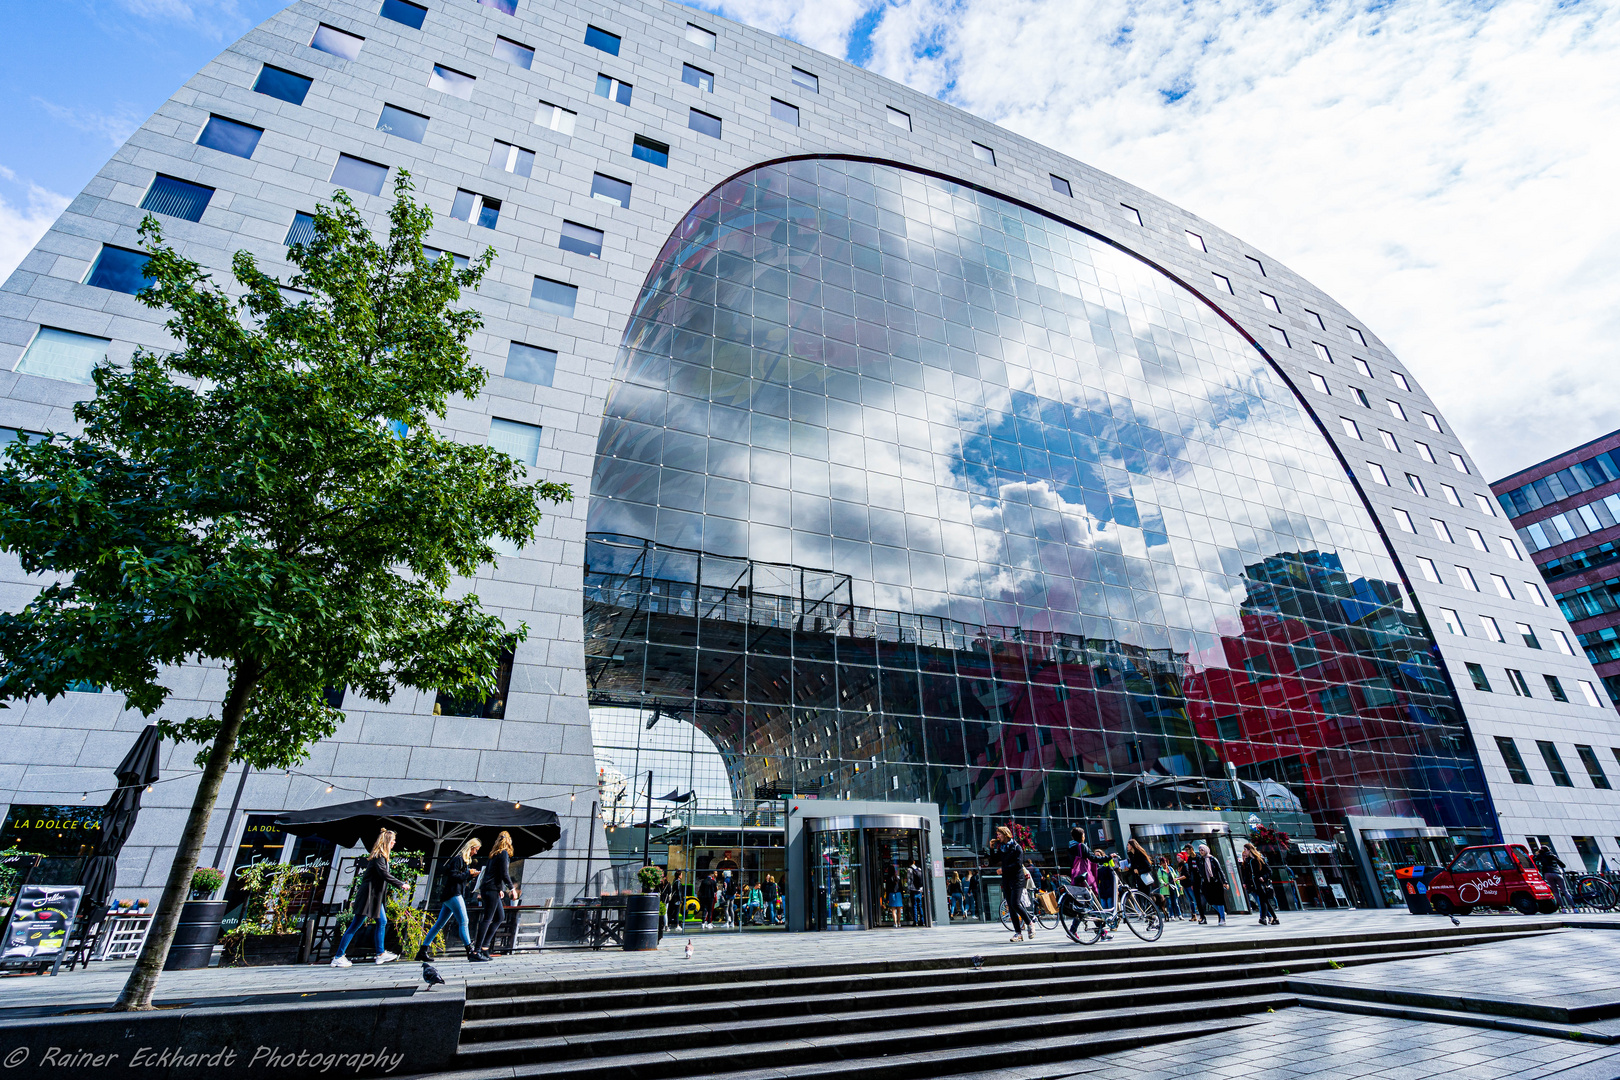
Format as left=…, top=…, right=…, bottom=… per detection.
left=1, top=884, right=84, bottom=967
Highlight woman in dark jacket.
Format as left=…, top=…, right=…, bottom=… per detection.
left=995, top=826, right=1033, bottom=943
left=1125, top=839, right=1155, bottom=895
left=418, top=837, right=484, bottom=962
left=1192, top=843, right=1229, bottom=925
left=331, top=829, right=406, bottom=967
left=474, top=831, right=515, bottom=959
left=1241, top=843, right=1280, bottom=926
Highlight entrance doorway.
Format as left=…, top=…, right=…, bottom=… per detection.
left=1129, top=821, right=1247, bottom=914
left=804, top=814, right=934, bottom=930
left=1361, top=828, right=1456, bottom=907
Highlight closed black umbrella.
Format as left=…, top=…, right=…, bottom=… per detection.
left=274, top=788, right=561, bottom=865
left=79, top=725, right=164, bottom=910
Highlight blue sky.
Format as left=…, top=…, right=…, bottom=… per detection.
left=3, top=0, right=1618, bottom=480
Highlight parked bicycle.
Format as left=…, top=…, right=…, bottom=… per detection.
left=1565, top=873, right=1618, bottom=911
left=1058, top=862, right=1163, bottom=944
left=999, top=884, right=1059, bottom=932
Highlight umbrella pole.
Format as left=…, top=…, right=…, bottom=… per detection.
left=582, top=801, right=598, bottom=897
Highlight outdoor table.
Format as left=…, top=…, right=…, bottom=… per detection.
left=572, top=897, right=627, bottom=951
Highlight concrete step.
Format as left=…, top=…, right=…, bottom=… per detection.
left=1287, top=975, right=1620, bottom=1026
left=1294, top=994, right=1620, bottom=1044
left=442, top=996, right=1290, bottom=1080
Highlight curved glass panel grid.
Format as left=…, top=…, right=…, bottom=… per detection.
left=586, top=158, right=1491, bottom=852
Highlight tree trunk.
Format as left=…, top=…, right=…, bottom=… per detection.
left=114, top=660, right=262, bottom=1010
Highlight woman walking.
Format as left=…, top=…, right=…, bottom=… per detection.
left=1125, top=838, right=1155, bottom=896
left=884, top=865, right=904, bottom=927
left=1157, top=855, right=1183, bottom=920
left=995, top=826, right=1034, bottom=942
left=1192, top=843, right=1229, bottom=925
left=474, top=830, right=515, bottom=959
left=417, top=837, right=485, bottom=962
left=1241, top=843, right=1280, bottom=925
left=331, top=829, right=405, bottom=967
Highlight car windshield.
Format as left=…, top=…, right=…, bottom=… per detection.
left=1449, top=849, right=1488, bottom=872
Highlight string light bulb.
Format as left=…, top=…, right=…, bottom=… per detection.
left=375, top=799, right=383, bottom=807
left=424, top=802, right=432, bottom=811
left=325, top=785, right=334, bottom=793
left=570, top=792, right=576, bottom=802
left=514, top=802, right=521, bottom=809
left=145, top=785, right=153, bottom=794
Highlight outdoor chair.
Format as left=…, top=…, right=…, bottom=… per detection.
left=509, top=901, right=554, bottom=952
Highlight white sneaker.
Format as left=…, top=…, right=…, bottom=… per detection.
left=375, top=951, right=398, bottom=965
left=330, top=956, right=352, bottom=968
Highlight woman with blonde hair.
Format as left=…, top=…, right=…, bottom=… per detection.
left=474, top=830, right=516, bottom=959
left=331, top=829, right=406, bottom=967
left=994, top=825, right=1034, bottom=943
left=418, top=837, right=485, bottom=963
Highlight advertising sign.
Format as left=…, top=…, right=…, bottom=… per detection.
left=1, top=884, right=84, bottom=969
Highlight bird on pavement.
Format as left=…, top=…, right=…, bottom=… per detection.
left=423, top=962, right=446, bottom=990
left=1449, top=915, right=1460, bottom=926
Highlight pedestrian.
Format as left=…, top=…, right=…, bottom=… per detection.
left=330, top=829, right=405, bottom=967
left=762, top=873, right=781, bottom=923
left=1241, top=843, right=1280, bottom=925
left=906, top=860, right=927, bottom=925
left=1533, top=842, right=1569, bottom=908
left=1156, top=854, right=1180, bottom=919
left=963, top=870, right=978, bottom=917
left=1067, top=827, right=1097, bottom=892
left=473, top=830, right=515, bottom=959
left=883, top=864, right=903, bottom=927
left=1192, top=842, right=1229, bottom=925
left=660, top=869, right=681, bottom=932
left=995, top=825, right=1034, bottom=942
left=1179, top=846, right=1205, bottom=924
left=1125, top=838, right=1155, bottom=895
left=947, top=871, right=963, bottom=918
left=417, top=837, right=484, bottom=963
left=697, top=871, right=718, bottom=928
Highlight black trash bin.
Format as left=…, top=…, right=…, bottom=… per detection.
left=623, top=893, right=660, bottom=951
left=1395, top=865, right=1430, bottom=915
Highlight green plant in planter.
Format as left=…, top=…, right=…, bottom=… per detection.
left=189, top=866, right=225, bottom=900
left=0, top=848, right=34, bottom=907
left=220, top=860, right=327, bottom=962
left=637, top=865, right=665, bottom=893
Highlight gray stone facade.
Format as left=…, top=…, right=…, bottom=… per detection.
left=2, top=0, right=1617, bottom=900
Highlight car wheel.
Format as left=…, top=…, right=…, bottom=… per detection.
left=1537, top=898, right=1559, bottom=914
left=1510, top=893, right=1537, bottom=915
left=1431, top=895, right=1455, bottom=916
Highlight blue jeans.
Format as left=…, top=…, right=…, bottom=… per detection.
left=424, top=895, right=471, bottom=948
left=336, top=908, right=387, bottom=956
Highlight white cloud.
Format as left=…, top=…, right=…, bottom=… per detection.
left=112, top=0, right=252, bottom=40
left=33, top=99, right=145, bottom=148
left=691, top=0, right=1620, bottom=479
left=0, top=171, right=70, bottom=285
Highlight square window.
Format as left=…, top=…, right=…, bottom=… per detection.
left=1508, top=668, right=1533, bottom=697
left=197, top=115, right=263, bottom=158
left=377, top=103, right=429, bottom=141
left=686, top=23, right=717, bottom=49
left=1379, top=429, right=1398, bottom=452
left=1387, top=399, right=1407, bottom=421
left=1259, top=291, right=1280, bottom=312
left=1270, top=325, right=1289, bottom=348
left=1051, top=174, right=1072, bottom=197
left=450, top=190, right=500, bottom=229
left=422, top=245, right=468, bottom=270
left=1416, top=556, right=1440, bottom=582
left=536, top=100, right=576, bottom=135
left=254, top=65, right=313, bottom=105
left=1122, top=204, right=1143, bottom=226
left=1499, top=536, right=1521, bottom=559
left=1368, top=462, right=1390, bottom=485
left=559, top=220, right=604, bottom=258
left=312, top=24, right=365, bottom=59
left=1306, top=310, right=1326, bottom=331
left=505, top=341, right=557, bottom=386
left=792, top=67, right=819, bottom=92
left=1517, top=622, right=1542, bottom=649
left=688, top=108, right=722, bottom=138
left=683, top=63, right=714, bottom=92
left=1341, top=417, right=1362, bottom=440
left=1413, top=441, right=1435, bottom=464
left=1479, top=615, right=1504, bottom=641
left=973, top=142, right=996, bottom=165
left=1538, top=739, right=1573, bottom=784
left=1393, top=508, right=1416, bottom=532
left=1496, top=737, right=1532, bottom=784
left=1579, top=680, right=1604, bottom=707
left=1524, top=581, right=1548, bottom=606
left=1489, top=574, right=1513, bottom=598
left=141, top=174, right=213, bottom=222
left=489, top=417, right=541, bottom=465
left=1350, top=326, right=1369, bottom=346
left=1247, top=255, right=1266, bottom=276
left=286, top=211, right=316, bottom=246
left=1423, top=411, right=1442, bottom=432
left=488, top=139, right=535, bottom=176
left=1545, top=675, right=1570, bottom=703
left=1185, top=230, right=1205, bottom=252
left=887, top=106, right=911, bottom=130
left=1438, top=607, right=1465, bottom=636
left=85, top=246, right=151, bottom=294
left=1440, top=484, right=1462, bottom=506
left=1449, top=451, right=1470, bottom=474
left=585, top=25, right=621, bottom=55
left=1466, top=663, right=1492, bottom=691
left=1457, top=566, right=1480, bottom=592
left=1353, top=388, right=1371, bottom=408
left=1313, top=342, right=1333, bottom=364
left=1309, top=372, right=1329, bottom=395
left=1465, top=527, right=1486, bottom=550
left=379, top=0, right=427, bottom=29
left=1212, top=272, right=1233, bottom=294
left=1354, top=357, right=1373, bottom=378
left=590, top=173, right=632, bottom=208
left=1477, top=494, right=1497, bottom=517
left=1431, top=518, right=1450, bottom=542
left=1392, top=371, right=1412, bottom=392
left=771, top=98, right=799, bottom=125
left=1550, top=628, right=1575, bottom=656
left=530, top=276, right=577, bottom=317
left=1408, top=473, right=1427, bottom=497
left=632, top=135, right=669, bottom=167
left=493, top=36, right=534, bottom=68
left=477, top=0, right=516, bottom=14
left=15, top=327, right=108, bottom=385
left=1577, top=745, right=1610, bottom=787
left=595, top=73, right=632, bottom=105
left=331, top=154, right=388, bottom=195
left=429, top=64, right=475, bottom=98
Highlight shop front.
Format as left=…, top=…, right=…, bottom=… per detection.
left=1124, top=818, right=1247, bottom=914
left=1345, top=816, right=1458, bottom=908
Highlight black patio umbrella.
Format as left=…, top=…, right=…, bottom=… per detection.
left=274, top=788, right=562, bottom=866
left=78, top=725, right=164, bottom=910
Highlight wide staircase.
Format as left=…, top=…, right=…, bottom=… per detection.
left=431, top=920, right=1559, bottom=1080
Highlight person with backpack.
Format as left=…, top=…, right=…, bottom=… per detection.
left=1241, top=843, right=1280, bottom=925
left=417, top=837, right=484, bottom=963
left=905, top=860, right=927, bottom=925
left=331, top=829, right=405, bottom=967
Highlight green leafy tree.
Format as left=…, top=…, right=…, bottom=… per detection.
left=0, top=175, right=569, bottom=1009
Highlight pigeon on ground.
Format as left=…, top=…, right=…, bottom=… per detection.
left=684, top=939, right=694, bottom=959
left=422, top=962, right=445, bottom=990
left=971, top=955, right=983, bottom=970
left=1449, top=915, right=1460, bottom=926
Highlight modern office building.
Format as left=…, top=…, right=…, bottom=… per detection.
left=3, top=0, right=1619, bottom=923
left=1494, top=430, right=1620, bottom=721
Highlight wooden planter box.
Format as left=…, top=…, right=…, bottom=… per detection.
left=225, top=932, right=303, bottom=967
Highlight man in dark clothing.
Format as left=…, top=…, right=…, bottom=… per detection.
left=1533, top=843, right=1568, bottom=908
left=905, top=861, right=927, bottom=925
left=697, top=872, right=718, bottom=928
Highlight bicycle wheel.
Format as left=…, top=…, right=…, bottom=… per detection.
left=998, top=897, right=1013, bottom=932
left=1060, top=895, right=1101, bottom=944
left=1573, top=875, right=1618, bottom=911
left=1119, top=889, right=1164, bottom=941
left=1032, top=891, right=1059, bottom=930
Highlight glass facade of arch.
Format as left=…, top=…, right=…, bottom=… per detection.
left=585, top=158, right=1493, bottom=858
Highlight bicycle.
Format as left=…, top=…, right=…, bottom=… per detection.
left=1058, top=875, right=1163, bottom=943
left=1566, top=873, right=1618, bottom=911
left=998, top=886, right=1058, bottom=932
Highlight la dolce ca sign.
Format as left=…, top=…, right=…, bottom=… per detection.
left=1, top=805, right=103, bottom=855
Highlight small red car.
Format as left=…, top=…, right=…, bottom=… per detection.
left=1423, top=844, right=1557, bottom=915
